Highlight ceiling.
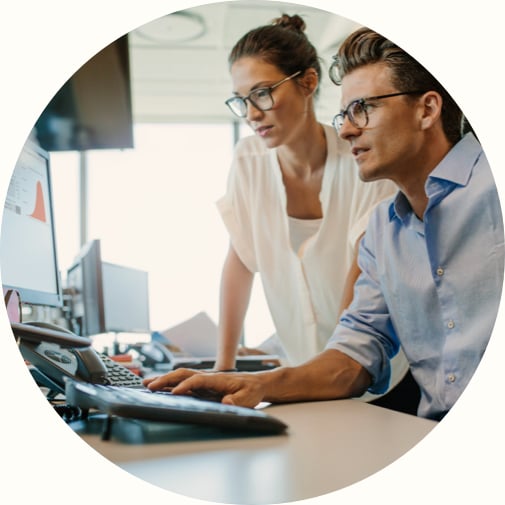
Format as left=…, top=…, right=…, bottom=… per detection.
left=127, top=1, right=362, bottom=124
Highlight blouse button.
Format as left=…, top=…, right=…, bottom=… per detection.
left=447, top=320, right=455, bottom=329
left=436, top=267, right=444, bottom=276
left=448, top=374, right=456, bottom=383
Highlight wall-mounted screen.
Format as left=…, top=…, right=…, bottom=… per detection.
left=34, top=35, right=134, bottom=152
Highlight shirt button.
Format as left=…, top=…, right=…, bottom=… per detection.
left=447, top=320, right=455, bottom=329
left=436, top=267, right=444, bottom=276
left=448, top=374, right=456, bottom=383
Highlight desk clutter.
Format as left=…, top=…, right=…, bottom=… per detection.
left=127, top=311, right=279, bottom=375
left=12, top=320, right=287, bottom=443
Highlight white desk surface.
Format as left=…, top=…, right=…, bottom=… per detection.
left=78, top=398, right=436, bottom=504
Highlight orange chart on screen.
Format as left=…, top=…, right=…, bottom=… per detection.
left=30, top=181, right=47, bottom=223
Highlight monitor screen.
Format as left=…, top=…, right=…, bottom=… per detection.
left=0, top=140, right=63, bottom=307
left=102, top=261, right=150, bottom=333
left=66, top=239, right=106, bottom=337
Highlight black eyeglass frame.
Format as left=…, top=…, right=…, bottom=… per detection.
left=224, top=70, right=302, bottom=118
left=332, top=90, right=427, bottom=132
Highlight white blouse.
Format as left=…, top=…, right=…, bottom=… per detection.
left=217, top=124, right=398, bottom=366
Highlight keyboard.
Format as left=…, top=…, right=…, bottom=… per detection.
left=65, top=380, right=288, bottom=435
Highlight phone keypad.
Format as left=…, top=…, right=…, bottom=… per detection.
left=100, top=354, right=144, bottom=388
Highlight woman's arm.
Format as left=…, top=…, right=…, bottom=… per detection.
left=337, top=234, right=363, bottom=318
left=214, top=243, right=254, bottom=370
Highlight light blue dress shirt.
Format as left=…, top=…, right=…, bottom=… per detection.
left=326, top=133, right=504, bottom=420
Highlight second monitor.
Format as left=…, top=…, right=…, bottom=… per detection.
left=101, top=261, right=150, bottom=334
left=67, top=239, right=150, bottom=337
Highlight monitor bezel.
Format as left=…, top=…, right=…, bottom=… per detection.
left=66, top=239, right=106, bottom=337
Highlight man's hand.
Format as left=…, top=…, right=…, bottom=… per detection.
left=143, top=368, right=267, bottom=408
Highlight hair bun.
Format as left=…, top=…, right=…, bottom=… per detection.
left=272, top=14, right=306, bottom=33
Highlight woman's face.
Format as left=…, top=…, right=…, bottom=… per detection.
left=229, top=57, right=310, bottom=148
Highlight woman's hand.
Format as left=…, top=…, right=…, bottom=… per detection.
left=237, top=346, right=281, bottom=367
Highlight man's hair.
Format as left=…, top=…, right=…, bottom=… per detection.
left=335, top=27, right=464, bottom=144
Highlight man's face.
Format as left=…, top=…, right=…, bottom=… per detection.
left=338, top=62, right=424, bottom=185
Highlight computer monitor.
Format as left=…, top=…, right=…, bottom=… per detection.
left=0, top=139, right=63, bottom=307
left=34, top=35, right=134, bottom=152
left=102, top=261, right=150, bottom=333
left=66, top=239, right=106, bottom=337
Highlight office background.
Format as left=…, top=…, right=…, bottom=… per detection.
left=48, top=1, right=359, bottom=345
left=1, top=1, right=503, bottom=505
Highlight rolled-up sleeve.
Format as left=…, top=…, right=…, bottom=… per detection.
left=325, top=223, right=400, bottom=394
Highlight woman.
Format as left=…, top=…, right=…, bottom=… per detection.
left=214, top=14, right=408, bottom=405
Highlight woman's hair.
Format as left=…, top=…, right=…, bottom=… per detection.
left=229, top=14, right=321, bottom=94
left=335, top=27, right=463, bottom=144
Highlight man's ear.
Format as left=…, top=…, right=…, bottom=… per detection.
left=419, top=91, right=443, bottom=130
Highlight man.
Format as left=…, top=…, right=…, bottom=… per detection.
left=144, top=27, right=504, bottom=421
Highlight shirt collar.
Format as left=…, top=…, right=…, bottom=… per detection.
left=428, top=132, right=482, bottom=187
left=388, top=132, right=482, bottom=222
left=389, top=192, right=410, bottom=221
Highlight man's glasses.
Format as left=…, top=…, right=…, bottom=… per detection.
left=225, top=71, right=302, bottom=118
left=328, top=55, right=342, bottom=86
left=332, top=91, right=426, bottom=133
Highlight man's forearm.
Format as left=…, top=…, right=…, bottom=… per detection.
left=260, top=349, right=372, bottom=404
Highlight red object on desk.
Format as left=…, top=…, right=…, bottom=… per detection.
left=110, top=353, right=141, bottom=376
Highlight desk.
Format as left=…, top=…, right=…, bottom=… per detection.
left=78, top=399, right=436, bottom=504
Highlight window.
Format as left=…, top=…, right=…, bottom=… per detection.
left=50, top=123, right=274, bottom=347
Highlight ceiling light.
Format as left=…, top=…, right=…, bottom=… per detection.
left=135, top=11, right=206, bottom=45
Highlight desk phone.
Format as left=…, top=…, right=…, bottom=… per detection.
left=12, top=321, right=144, bottom=395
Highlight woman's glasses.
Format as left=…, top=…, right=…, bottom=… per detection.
left=225, top=71, right=302, bottom=118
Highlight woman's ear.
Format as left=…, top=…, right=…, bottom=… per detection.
left=299, top=68, right=319, bottom=96
left=419, top=91, right=443, bottom=130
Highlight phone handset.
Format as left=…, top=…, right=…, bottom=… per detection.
left=72, top=347, right=109, bottom=384
left=12, top=321, right=108, bottom=391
